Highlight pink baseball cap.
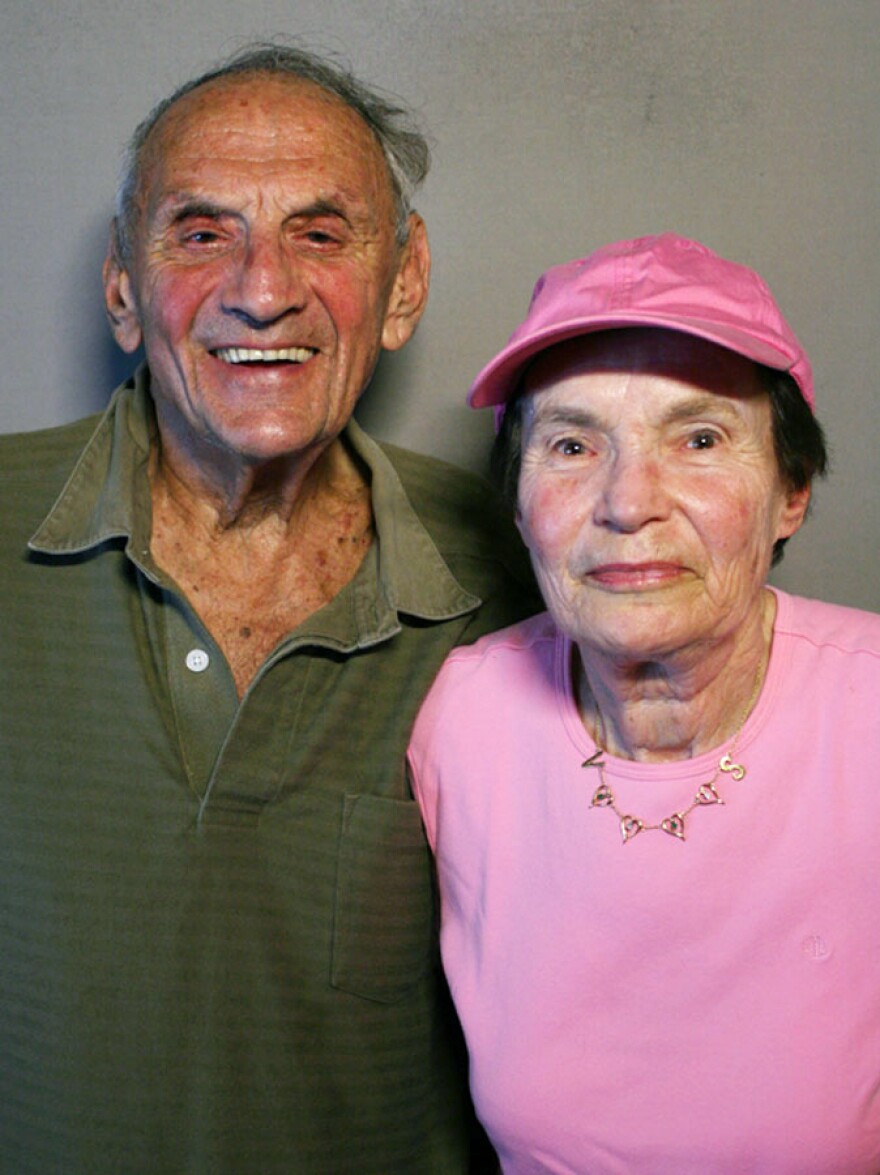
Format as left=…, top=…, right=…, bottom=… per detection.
left=468, top=233, right=814, bottom=412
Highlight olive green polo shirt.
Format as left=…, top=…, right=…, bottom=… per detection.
left=0, top=370, right=538, bottom=1174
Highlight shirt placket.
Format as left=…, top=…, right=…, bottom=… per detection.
left=150, top=581, right=346, bottom=826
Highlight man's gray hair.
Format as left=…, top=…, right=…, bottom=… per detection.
left=114, top=41, right=431, bottom=263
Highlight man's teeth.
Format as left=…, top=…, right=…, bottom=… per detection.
left=214, top=346, right=314, bottom=364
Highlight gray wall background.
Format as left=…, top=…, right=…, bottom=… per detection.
left=2, top=0, right=878, bottom=610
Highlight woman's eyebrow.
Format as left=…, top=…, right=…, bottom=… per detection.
left=526, top=404, right=602, bottom=431
left=661, top=392, right=743, bottom=425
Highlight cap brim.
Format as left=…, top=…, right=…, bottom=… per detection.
left=467, top=312, right=798, bottom=408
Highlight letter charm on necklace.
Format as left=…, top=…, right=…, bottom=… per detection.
left=719, top=753, right=746, bottom=782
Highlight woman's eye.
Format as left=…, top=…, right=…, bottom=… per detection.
left=555, top=438, right=585, bottom=457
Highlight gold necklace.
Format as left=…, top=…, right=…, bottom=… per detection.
left=581, top=662, right=765, bottom=843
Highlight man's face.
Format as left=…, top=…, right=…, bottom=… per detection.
left=105, top=74, right=428, bottom=471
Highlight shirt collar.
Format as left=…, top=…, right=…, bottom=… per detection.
left=345, top=417, right=480, bottom=622
left=29, top=366, right=480, bottom=646
left=28, top=366, right=155, bottom=565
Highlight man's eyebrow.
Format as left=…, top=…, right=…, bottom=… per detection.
left=159, top=196, right=354, bottom=226
left=174, top=200, right=225, bottom=218
left=156, top=198, right=228, bottom=226
left=286, top=199, right=353, bottom=227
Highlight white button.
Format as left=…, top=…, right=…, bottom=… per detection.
left=185, top=648, right=210, bottom=673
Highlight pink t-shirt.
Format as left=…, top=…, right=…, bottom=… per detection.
left=409, top=590, right=880, bottom=1174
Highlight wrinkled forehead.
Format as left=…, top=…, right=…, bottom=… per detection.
left=136, top=72, right=393, bottom=208
left=522, top=327, right=765, bottom=405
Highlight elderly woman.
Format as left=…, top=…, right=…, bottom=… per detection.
left=408, top=234, right=880, bottom=1174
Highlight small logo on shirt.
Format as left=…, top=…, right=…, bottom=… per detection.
left=800, top=934, right=831, bottom=961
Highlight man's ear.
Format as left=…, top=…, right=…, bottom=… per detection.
left=103, top=221, right=143, bottom=354
left=381, top=214, right=431, bottom=352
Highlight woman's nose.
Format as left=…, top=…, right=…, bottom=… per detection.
left=593, top=448, right=670, bottom=532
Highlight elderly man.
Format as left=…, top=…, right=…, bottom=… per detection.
left=0, top=44, right=535, bottom=1173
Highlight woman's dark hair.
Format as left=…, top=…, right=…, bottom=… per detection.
left=491, top=357, right=828, bottom=567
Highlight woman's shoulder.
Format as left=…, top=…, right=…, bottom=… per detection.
left=410, top=612, right=560, bottom=754
left=774, top=588, right=880, bottom=657
left=444, top=610, right=559, bottom=667
left=409, top=612, right=566, bottom=842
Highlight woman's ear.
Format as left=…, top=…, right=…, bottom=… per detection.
left=776, top=483, right=812, bottom=542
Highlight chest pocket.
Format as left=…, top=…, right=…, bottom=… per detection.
left=331, top=793, right=435, bottom=1003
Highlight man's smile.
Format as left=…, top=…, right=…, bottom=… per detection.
left=211, top=345, right=317, bottom=365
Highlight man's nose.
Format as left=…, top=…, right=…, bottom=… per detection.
left=593, top=447, right=670, bottom=533
left=222, top=234, right=307, bottom=327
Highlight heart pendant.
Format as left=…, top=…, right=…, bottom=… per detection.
left=660, top=813, right=686, bottom=840
left=591, top=783, right=615, bottom=808
left=620, top=815, right=644, bottom=842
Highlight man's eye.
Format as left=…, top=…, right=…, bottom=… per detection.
left=179, top=227, right=223, bottom=246
left=687, top=431, right=719, bottom=450
left=555, top=438, right=585, bottom=456
left=302, top=228, right=341, bottom=247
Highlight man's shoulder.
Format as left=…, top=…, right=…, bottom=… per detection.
left=0, top=414, right=103, bottom=532
left=379, top=440, right=522, bottom=558
left=0, top=414, right=102, bottom=480
left=379, top=439, right=540, bottom=619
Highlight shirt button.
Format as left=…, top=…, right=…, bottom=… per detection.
left=185, top=648, right=210, bottom=673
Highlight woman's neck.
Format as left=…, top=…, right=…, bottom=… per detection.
left=575, top=590, right=775, bottom=763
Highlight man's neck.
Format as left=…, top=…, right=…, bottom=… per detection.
left=147, top=431, right=374, bottom=697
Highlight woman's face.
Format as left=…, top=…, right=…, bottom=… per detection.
left=516, top=329, right=810, bottom=663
